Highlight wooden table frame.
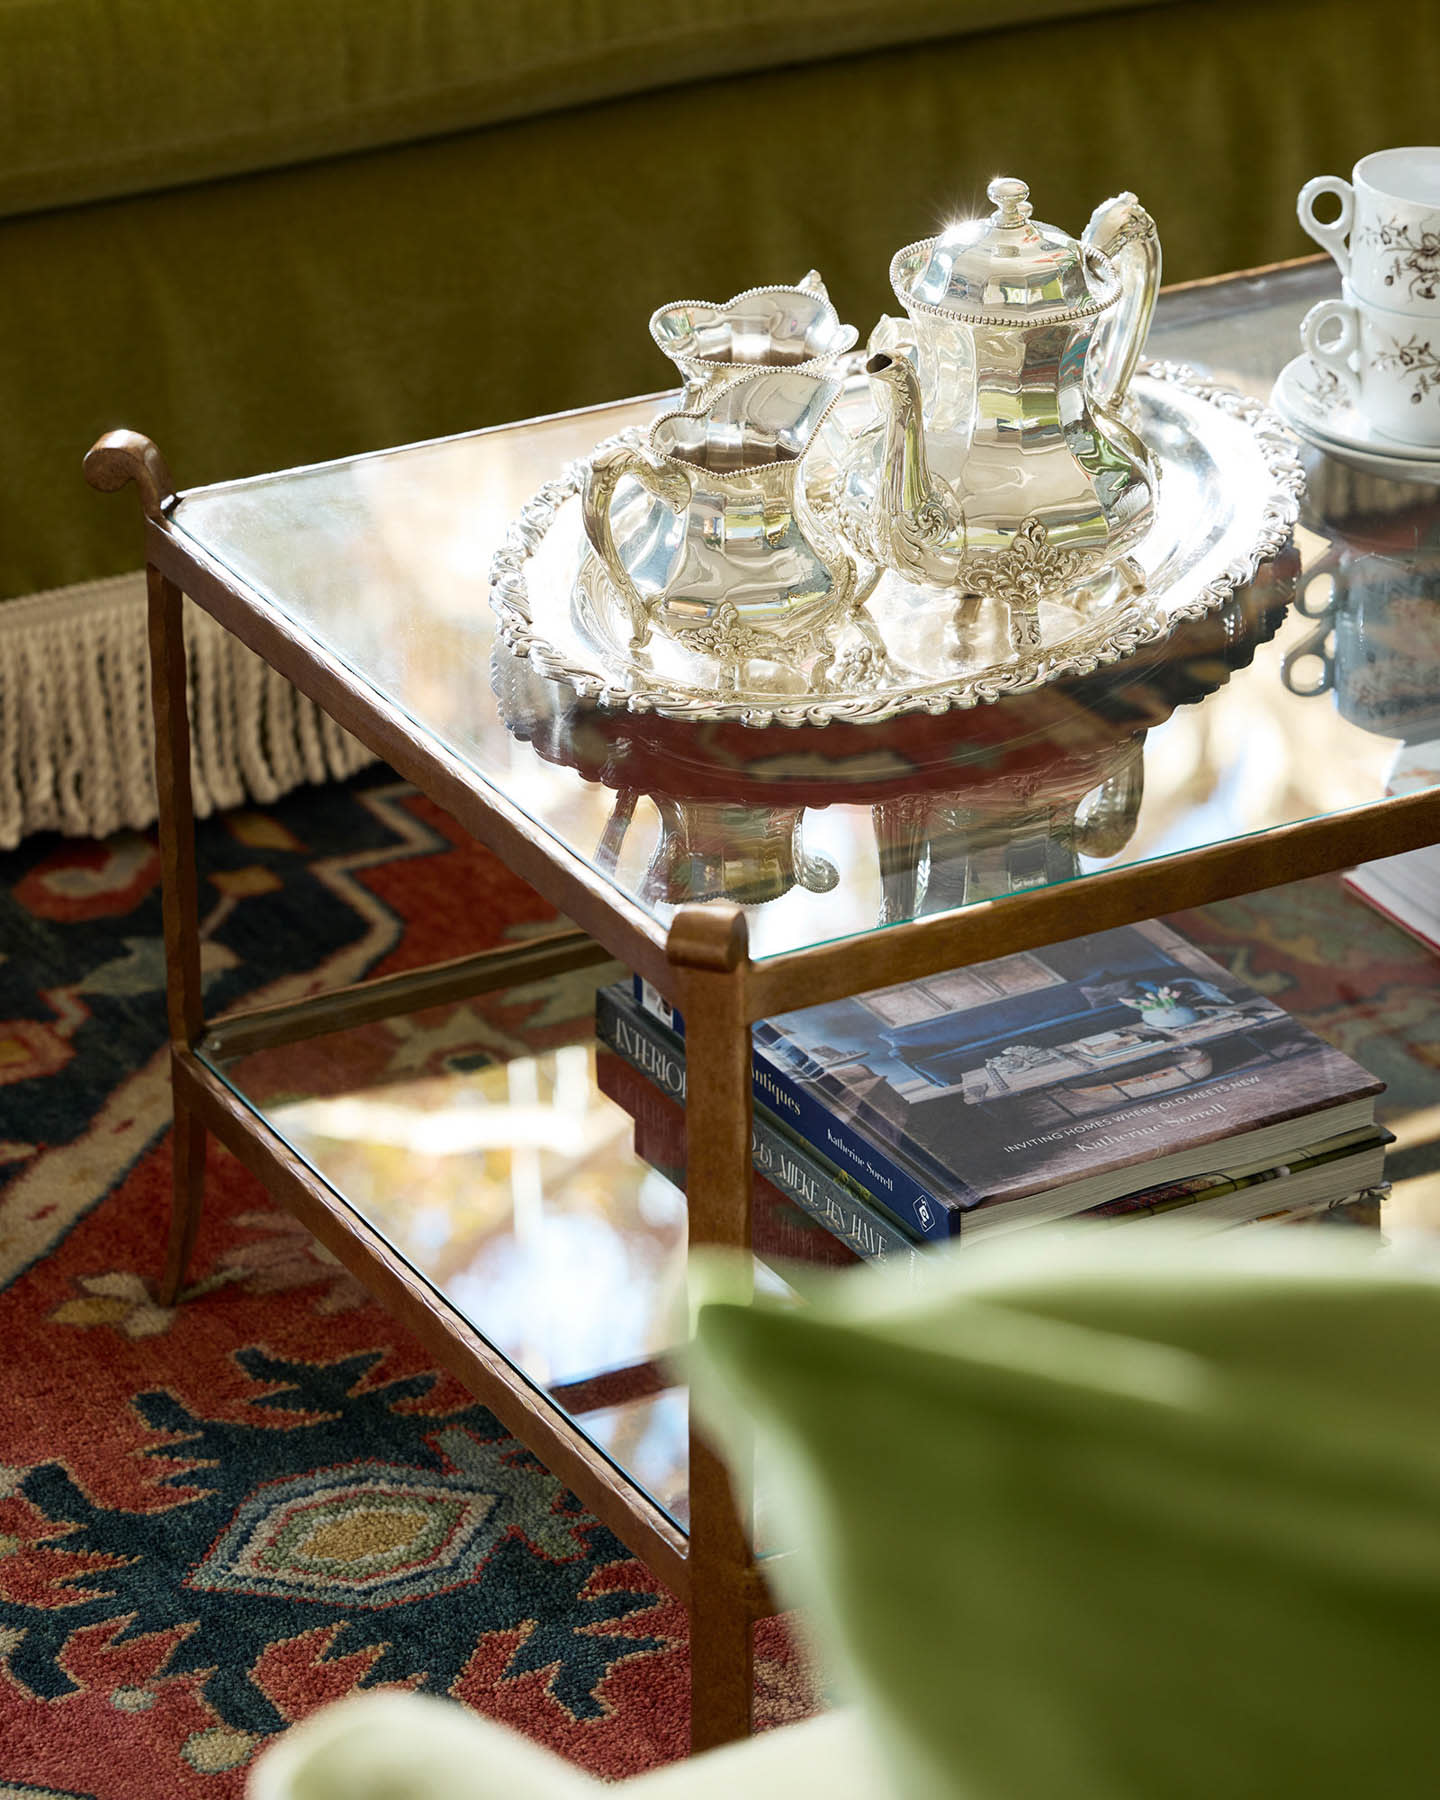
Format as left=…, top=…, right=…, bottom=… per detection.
left=84, top=262, right=1440, bottom=1750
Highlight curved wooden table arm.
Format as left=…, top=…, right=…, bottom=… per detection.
left=83, top=429, right=175, bottom=521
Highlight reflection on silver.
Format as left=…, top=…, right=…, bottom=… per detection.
left=838, top=179, right=1160, bottom=605
left=489, top=363, right=1304, bottom=726
left=649, top=271, right=859, bottom=410
left=639, top=798, right=838, bottom=907
left=873, top=732, right=1148, bottom=923
left=577, top=368, right=866, bottom=688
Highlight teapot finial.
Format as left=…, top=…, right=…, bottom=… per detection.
left=987, top=177, right=1032, bottom=226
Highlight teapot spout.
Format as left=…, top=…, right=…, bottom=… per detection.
left=1083, top=193, right=1161, bottom=415
left=862, top=352, right=965, bottom=584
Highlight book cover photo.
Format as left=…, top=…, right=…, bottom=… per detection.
left=748, top=918, right=1382, bottom=1218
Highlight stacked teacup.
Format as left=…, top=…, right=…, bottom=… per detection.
left=1299, top=147, right=1440, bottom=448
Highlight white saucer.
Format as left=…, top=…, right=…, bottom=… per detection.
left=1270, top=355, right=1440, bottom=484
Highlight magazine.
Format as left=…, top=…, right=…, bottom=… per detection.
left=632, top=918, right=1383, bottom=1237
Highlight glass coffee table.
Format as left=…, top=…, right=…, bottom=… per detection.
left=86, top=256, right=1440, bottom=1749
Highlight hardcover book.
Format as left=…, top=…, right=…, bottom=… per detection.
left=595, top=1047, right=862, bottom=1271
left=633, top=918, right=1384, bottom=1238
left=601, top=978, right=1390, bottom=1255
left=1344, top=844, right=1440, bottom=955
left=595, top=986, right=910, bottom=1264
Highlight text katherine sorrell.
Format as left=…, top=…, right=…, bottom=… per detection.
left=1003, top=1073, right=1263, bottom=1157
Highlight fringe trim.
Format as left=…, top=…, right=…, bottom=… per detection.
left=0, top=572, right=376, bottom=849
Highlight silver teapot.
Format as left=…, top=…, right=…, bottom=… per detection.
left=839, top=177, right=1161, bottom=644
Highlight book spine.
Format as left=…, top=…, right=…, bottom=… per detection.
left=595, top=1047, right=860, bottom=1269
left=756, top=1115, right=918, bottom=1264
left=597, top=986, right=920, bottom=1265
left=631, top=977, right=959, bottom=1239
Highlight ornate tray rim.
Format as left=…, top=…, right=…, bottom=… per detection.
left=488, top=361, right=1305, bottom=728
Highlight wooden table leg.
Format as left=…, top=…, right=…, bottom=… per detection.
left=84, top=434, right=206, bottom=1307
left=148, top=563, right=207, bottom=1303
left=670, top=904, right=755, bottom=1752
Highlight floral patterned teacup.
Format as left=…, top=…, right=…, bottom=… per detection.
left=1299, top=147, right=1440, bottom=314
left=1301, top=292, right=1440, bottom=447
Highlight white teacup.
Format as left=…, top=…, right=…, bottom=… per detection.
left=1299, top=147, right=1440, bottom=313
left=1301, top=293, right=1440, bottom=447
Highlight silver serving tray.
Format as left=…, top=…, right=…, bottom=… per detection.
left=488, top=362, right=1304, bottom=727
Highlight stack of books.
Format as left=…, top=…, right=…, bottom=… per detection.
left=595, top=1049, right=866, bottom=1270
left=596, top=919, right=1390, bottom=1268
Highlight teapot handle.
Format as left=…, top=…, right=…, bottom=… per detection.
left=1073, top=734, right=1146, bottom=858
left=581, top=442, right=693, bottom=652
left=791, top=814, right=840, bottom=894
left=1082, top=193, right=1161, bottom=414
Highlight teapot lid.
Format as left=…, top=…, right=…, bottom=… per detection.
left=892, top=177, right=1118, bottom=323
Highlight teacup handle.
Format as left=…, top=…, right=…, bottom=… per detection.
left=1300, top=298, right=1361, bottom=399
left=581, top=443, right=693, bottom=653
left=1281, top=615, right=1336, bottom=698
left=1295, top=546, right=1343, bottom=620
left=1298, top=175, right=1355, bottom=279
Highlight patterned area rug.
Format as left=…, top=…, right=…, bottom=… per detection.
left=0, top=775, right=813, bottom=1799
left=1, top=770, right=1437, bottom=1797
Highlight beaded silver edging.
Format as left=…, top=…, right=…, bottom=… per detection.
left=887, top=232, right=1119, bottom=328
left=488, top=361, right=1305, bottom=729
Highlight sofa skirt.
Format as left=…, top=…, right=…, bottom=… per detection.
left=0, top=575, right=374, bottom=848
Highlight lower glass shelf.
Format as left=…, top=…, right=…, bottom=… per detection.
left=197, top=894, right=1440, bottom=1541
left=198, top=958, right=809, bottom=1540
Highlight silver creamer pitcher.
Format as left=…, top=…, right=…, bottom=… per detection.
left=840, top=177, right=1160, bottom=645
left=580, top=368, right=863, bottom=686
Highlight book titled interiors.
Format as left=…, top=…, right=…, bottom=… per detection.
left=595, top=1044, right=865, bottom=1271
left=635, top=918, right=1383, bottom=1238
left=597, top=985, right=916, bottom=1263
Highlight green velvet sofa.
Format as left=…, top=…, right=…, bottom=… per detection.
left=2, top=0, right=1435, bottom=843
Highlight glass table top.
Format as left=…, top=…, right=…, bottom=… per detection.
left=171, top=261, right=1440, bottom=963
